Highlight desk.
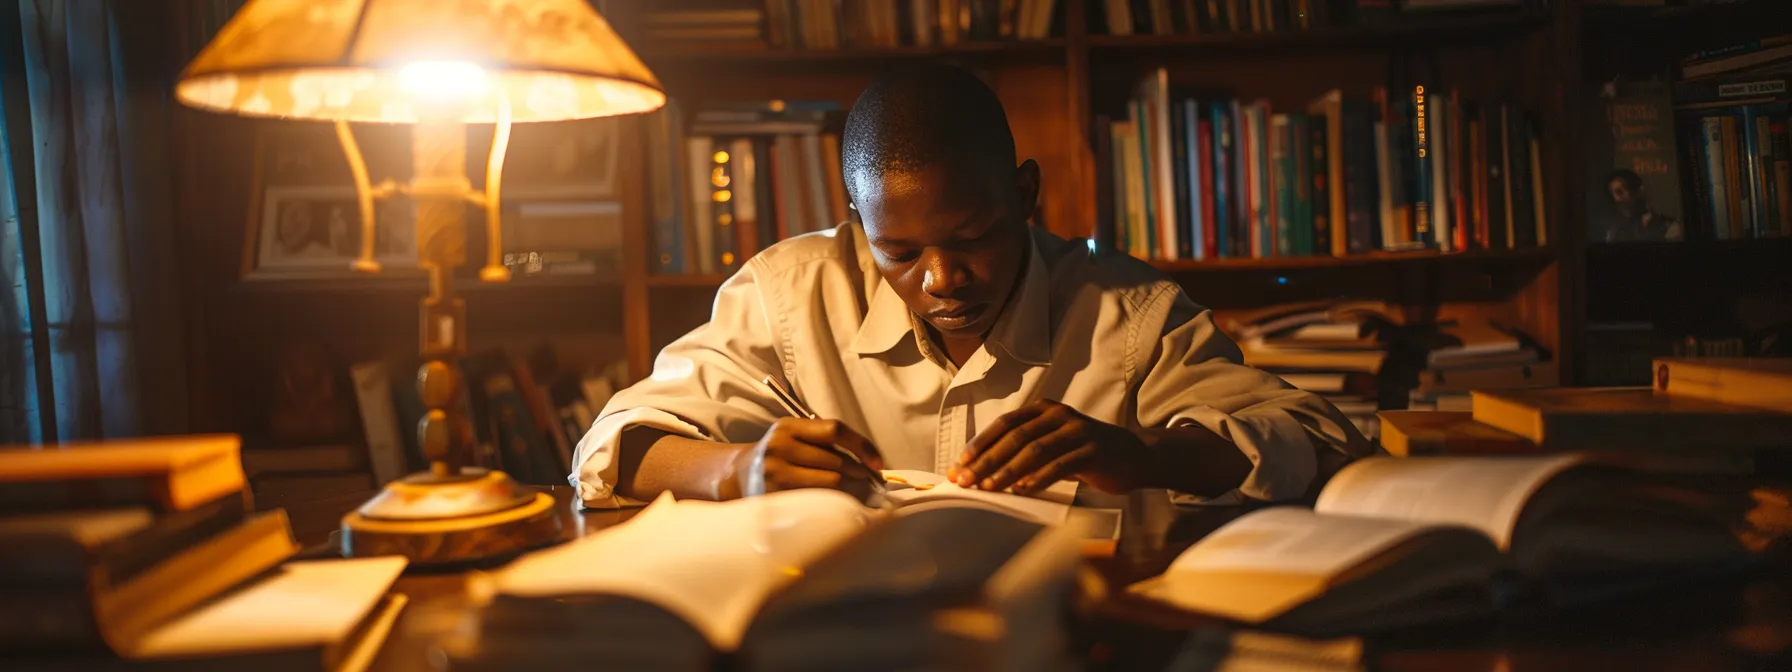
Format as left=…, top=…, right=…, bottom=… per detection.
left=349, top=486, right=1792, bottom=672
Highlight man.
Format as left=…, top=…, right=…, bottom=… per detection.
left=571, top=64, right=1370, bottom=509
left=1601, top=168, right=1682, bottom=242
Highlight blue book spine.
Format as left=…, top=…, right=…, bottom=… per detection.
left=1211, top=103, right=1233, bottom=258
left=1183, top=99, right=1205, bottom=261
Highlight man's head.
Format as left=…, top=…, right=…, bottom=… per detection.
left=1606, top=169, right=1646, bottom=217
left=842, top=63, right=1039, bottom=340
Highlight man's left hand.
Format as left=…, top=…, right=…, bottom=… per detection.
left=950, top=400, right=1149, bottom=496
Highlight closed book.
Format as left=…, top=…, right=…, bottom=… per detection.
left=1470, top=386, right=1792, bottom=450
left=0, top=436, right=245, bottom=515
left=0, top=493, right=248, bottom=590
left=10, top=558, right=407, bottom=672
left=0, top=511, right=299, bottom=654
left=1653, top=357, right=1792, bottom=413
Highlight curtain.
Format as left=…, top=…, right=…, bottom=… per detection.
left=0, top=0, right=193, bottom=443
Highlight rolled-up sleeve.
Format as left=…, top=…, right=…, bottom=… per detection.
left=1132, top=286, right=1374, bottom=503
left=570, top=265, right=786, bottom=508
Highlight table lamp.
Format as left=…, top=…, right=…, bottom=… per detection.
left=175, top=0, right=665, bottom=565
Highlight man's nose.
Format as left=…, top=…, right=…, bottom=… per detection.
left=920, top=251, right=970, bottom=298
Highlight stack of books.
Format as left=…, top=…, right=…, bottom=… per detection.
left=1404, top=318, right=1550, bottom=411
left=0, top=435, right=408, bottom=670
left=1126, top=357, right=1792, bottom=638
left=640, top=4, right=766, bottom=51
left=1223, top=300, right=1396, bottom=439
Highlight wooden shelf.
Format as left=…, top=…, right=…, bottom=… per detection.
left=638, top=39, right=1066, bottom=66
left=1087, top=12, right=1547, bottom=53
left=646, top=273, right=732, bottom=288
left=1582, top=0, right=1791, bottom=28
left=229, top=273, right=622, bottom=296
left=1151, top=247, right=1554, bottom=272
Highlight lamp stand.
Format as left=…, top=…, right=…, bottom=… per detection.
left=339, top=120, right=561, bottom=566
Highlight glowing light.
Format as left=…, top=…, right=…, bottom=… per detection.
left=713, top=150, right=729, bottom=163
left=713, top=190, right=732, bottom=203
left=397, top=60, right=489, bottom=100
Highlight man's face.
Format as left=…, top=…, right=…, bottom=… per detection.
left=856, top=161, right=1038, bottom=340
left=1608, top=178, right=1641, bottom=217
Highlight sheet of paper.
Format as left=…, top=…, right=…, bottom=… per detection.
left=129, top=555, right=408, bottom=659
left=494, top=488, right=872, bottom=651
left=1129, top=507, right=1440, bottom=623
left=880, top=470, right=1076, bottom=524
left=1314, top=454, right=1585, bottom=550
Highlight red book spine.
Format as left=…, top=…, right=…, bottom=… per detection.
left=1198, top=118, right=1219, bottom=259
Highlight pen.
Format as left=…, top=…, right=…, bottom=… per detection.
left=760, top=376, right=886, bottom=487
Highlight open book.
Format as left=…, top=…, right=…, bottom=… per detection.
left=880, top=470, right=1121, bottom=556
left=455, top=489, right=1086, bottom=671
left=1128, top=454, right=1752, bottom=637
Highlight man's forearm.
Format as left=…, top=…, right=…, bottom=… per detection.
left=615, top=426, right=749, bottom=501
left=1132, top=425, right=1254, bottom=498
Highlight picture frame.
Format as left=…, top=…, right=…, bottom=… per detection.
left=249, top=185, right=419, bottom=279
left=495, top=116, right=623, bottom=199
left=241, top=117, right=625, bottom=281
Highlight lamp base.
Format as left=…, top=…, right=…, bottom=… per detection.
left=340, top=469, right=561, bottom=566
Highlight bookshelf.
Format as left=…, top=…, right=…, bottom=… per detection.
left=180, top=0, right=1785, bottom=445
left=600, top=0, right=1580, bottom=382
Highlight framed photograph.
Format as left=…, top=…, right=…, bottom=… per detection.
left=250, top=185, right=418, bottom=278
left=497, top=117, right=623, bottom=198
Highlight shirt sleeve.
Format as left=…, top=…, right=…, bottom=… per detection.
left=1132, top=284, right=1376, bottom=503
left=569, top=264, right=786, bottom=508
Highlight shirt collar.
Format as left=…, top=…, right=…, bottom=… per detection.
left=848, top=231, right=1052, bottom=367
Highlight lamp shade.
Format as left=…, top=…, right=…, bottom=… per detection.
left=176, top=0, right=665, bottom=123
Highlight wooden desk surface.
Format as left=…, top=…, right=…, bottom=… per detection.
left=350, top=486, right=1792, bottom=672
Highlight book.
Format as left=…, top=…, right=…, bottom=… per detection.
left=880, top=469, right=1122, bottom=556
left=1470, top=387, right=1792, bottom=450
left=1127, top=454, right=1752, bottom=637
left=0, top=435, right=247, bottom=514
left=0, top=493, right=249, bottom=589
left=455, top=488, right=1084, bottom=670
left=1653, top=357, right=1792, bottom=413
left=1377, top=411, right=1758, bottom=473
left=1, top=510, right=300, bottom=653
left=12, top=557, right=408, bottom=672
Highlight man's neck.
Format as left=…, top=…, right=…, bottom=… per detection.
left=933, top=330, right=984, bottom=369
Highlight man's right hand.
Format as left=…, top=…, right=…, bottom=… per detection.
left=724, top=418, right=885, bottom=499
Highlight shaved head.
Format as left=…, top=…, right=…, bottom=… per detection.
left=841, top=63, right=1018, bottom=205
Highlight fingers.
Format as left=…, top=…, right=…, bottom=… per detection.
left=982, top=422, right=1085, bottom=494
left=762, top=456, right=845, bottom=491
left=958, top=402, right=1072, bottom=488
left=1011, top=444, right=1097, bottom=496
left=778, top=418, right=885, bottom=471
left=958, top=403, right=1047, bottom=470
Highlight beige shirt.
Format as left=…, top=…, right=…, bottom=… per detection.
left=572, top=223, right=1372, bottom=508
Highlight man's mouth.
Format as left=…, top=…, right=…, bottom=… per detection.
left=926, top=303, right=988, bottom=331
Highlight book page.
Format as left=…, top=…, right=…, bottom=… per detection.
left=880, top=469, right=1077, bottom=524
left=1129, top=507, right=1444, bottom=623
left=1314, top=454, right=1585, bottom=550
left=493, top=489, right=872, bottom=651
left=128, top=556, right=408, bottom=659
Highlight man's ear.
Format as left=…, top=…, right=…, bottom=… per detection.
left=1014, top=159, right=1041, bottom=221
